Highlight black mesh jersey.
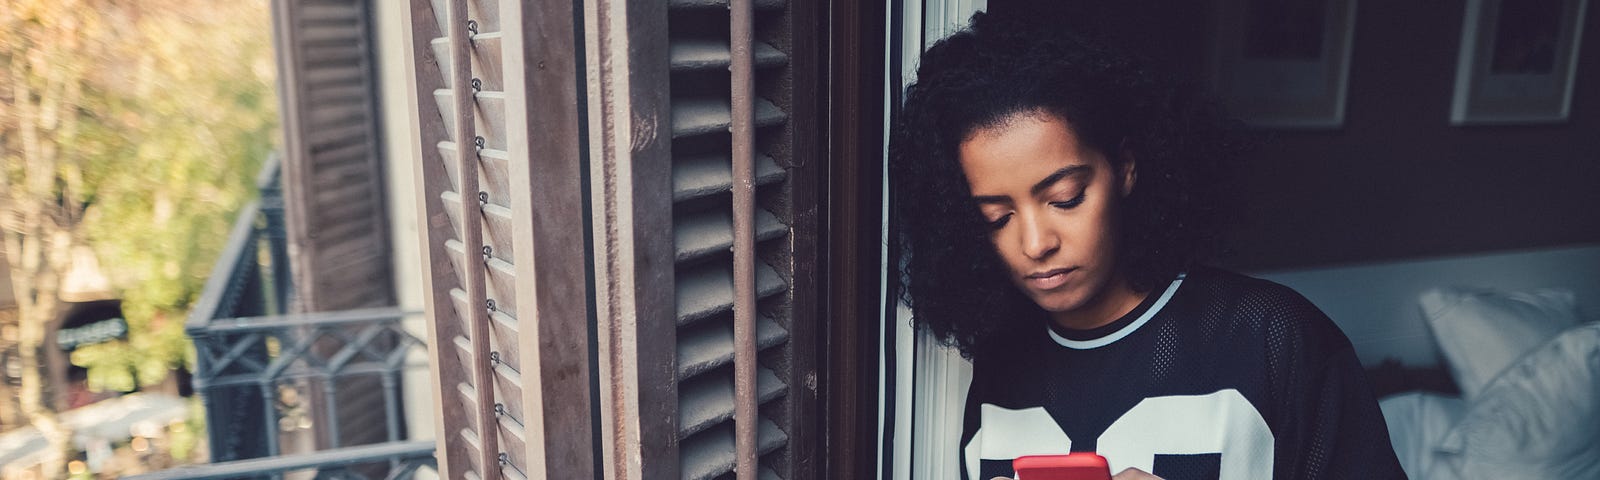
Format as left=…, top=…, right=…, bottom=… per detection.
left=959, top=267, right=1405, bottom=480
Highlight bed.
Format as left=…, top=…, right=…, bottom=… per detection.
left=1256, top=244, right=1600, bottom=480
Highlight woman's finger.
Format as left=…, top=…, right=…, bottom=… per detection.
left=1113, top=467, right=1163, bottom=480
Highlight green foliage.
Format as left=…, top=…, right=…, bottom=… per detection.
left=3, top=1, right=279, bottom=391
left=77, top=2, right=279, bottom=391
left=167, top=396, right=207, bottom=462
left=68, top=311, right=194, bottom=392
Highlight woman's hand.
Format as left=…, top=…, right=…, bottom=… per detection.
left=1111, top=467, right=1163, bottom=479
left=990, top=467, right=1163, bottom=480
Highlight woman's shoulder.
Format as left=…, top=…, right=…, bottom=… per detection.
left=1183, top=265, right=1319, bottom=312
left=1179, top=265, right=1355, bottom=356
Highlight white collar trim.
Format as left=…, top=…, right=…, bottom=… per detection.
left=1047, top=273, right=1186, bottom=350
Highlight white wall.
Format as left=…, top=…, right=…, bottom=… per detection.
left=371, top=0, right=435, bottom=446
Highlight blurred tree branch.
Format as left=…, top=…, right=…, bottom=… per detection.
left=2, top=0, right=275, bottom=476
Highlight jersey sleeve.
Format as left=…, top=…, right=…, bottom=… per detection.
left=1274, top=345, right=1407, bottom=479
left=1261, top=286, right=1407, bottom=479
left=959, top=364, right=988, bottom=480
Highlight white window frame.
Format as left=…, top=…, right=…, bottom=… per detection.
left=878, top=1, right=986, bottom=479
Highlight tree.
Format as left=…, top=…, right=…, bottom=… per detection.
left=1, top=1, right=275, bottom=476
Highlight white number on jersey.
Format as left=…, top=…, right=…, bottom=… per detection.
left=964, top=389, right=1273, bottom=480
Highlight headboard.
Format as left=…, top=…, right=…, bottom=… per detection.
left=1251, top=244, right=1600, bottom=369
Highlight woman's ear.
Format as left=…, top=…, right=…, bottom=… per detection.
left=1118, top=144, right=1137, bottom=197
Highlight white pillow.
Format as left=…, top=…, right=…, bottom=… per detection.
left=1379, top=392, right=1466, bottom=480
left=1382, top=392, right=1465, bottom=476
left=1427, top=323, right=1600, bottom=480
left=1419, top=287, right=1580, bottom=399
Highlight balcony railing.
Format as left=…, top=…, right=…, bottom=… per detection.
left=188, top=307, right=427, bottom=454
left=124, top=440, right=436, bottom=480
left=145, top=155, right=435, bottom=479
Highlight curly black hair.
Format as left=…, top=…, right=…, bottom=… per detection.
left=889, top=12, right=1238, bottom=359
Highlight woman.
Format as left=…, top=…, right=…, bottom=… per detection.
left=888, top=13, right=1404, bottom=480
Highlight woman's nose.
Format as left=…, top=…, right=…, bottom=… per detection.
left=1018, top=213, right=1061, bottom=260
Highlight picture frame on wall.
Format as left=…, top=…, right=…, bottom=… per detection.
left=1451, top=0, right=1589, bottom=125
left=1209, top=0, right=1359, bottom=129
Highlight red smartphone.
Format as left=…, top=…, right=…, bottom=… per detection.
left=1012, top=453, right=1113, bottom=480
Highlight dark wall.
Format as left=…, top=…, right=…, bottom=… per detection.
left=993, top=0, right=1600, bottom=271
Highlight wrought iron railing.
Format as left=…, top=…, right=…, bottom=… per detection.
left=124, top=440, right=437, bottom=480
left=189, top=307, right=426, bottom=455
left=189, top=153, right=293, bottom=327
left=185, top=153, right=294, bottom=463
left=165, top=155, right=434, bottom=478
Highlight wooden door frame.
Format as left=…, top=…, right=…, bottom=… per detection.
left=817, top=0, right=890, bottom=478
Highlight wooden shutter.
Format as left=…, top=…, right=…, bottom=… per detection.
left=582, top=0, right=821, bottom=478
left=584, top=0, right=824, bottom=477
left=272, top=0, right=399, bottom=454
left=274, top=0, right=394, bottom=313
left=659, top=0, right=820, bottom=478
left=402, top=0, right=820, bottom=477
left=401, top=0, right=595, bottom=478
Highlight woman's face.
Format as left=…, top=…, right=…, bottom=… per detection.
left=958, top=111, right=1136, bottom=317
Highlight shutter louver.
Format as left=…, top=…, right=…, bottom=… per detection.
left=406, top=0, right=596, bottom=476
left=667, top=0, right=800, bottom=478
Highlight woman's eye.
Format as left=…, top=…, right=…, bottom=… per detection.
left=1049, top=192, right=1086, bottom=209
left=987, top=213, right=1012, bottom=230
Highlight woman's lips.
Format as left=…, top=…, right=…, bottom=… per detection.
left=1026, top=267, right=1075, bottom=290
